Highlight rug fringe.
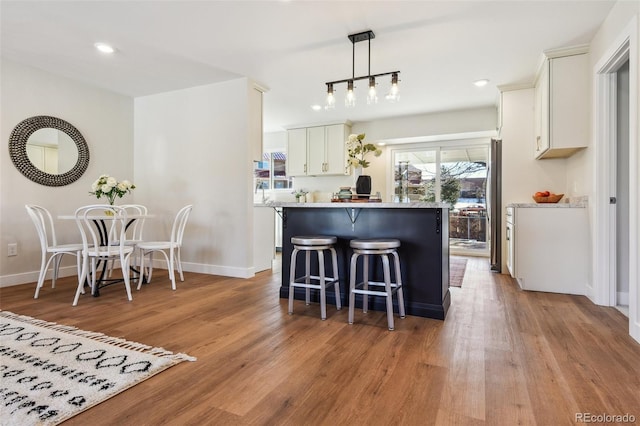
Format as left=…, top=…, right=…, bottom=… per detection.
left=0, top=310, right=196, bottom=362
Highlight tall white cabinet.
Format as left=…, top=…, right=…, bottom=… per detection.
left=534, top=46, right=589, bottom=159
left=506, top=205, right=589, bottom=295
left=286, top=123, right=351, bottom=176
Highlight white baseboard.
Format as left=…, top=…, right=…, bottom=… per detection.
left=180, top=261, right=255, bottom=279
left=617, top=291, right=629, bottom=306
left=0, top=260, right=256, bottom=288
left=0, top=265, right=79, bottom=288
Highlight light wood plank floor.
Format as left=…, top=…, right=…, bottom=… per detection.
left=1, top=257, right=639, bottom=425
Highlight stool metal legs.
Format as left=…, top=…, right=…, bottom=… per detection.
left=289, top=244, right=341, bottom=320
left=348, top=249, right=405, bottom=330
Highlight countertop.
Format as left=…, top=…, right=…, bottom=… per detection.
left=507, top=196, right=588, bottom=208
left=507, top=203, right=586, bottom=208
left=261, top=201, right=450, bottom=209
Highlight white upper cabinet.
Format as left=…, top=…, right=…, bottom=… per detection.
left=534, top=47, right=589, bottom=159
left=286, top=123, right=351, bottom=176
left=287, top=128, right=308, bottom=176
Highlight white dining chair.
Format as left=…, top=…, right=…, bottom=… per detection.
left=137, top=205, right=193, bottom=291
left=73, top=204, right=134, bottom=306
left=25, top=205, right=84, bottom=299
left=106, top=204, right=148, bottom=277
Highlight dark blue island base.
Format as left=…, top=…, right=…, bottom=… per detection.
left=278, top=205, right=450, bottom=320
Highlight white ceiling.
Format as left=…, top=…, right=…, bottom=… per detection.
left=1, top=1, right=616, bottom=133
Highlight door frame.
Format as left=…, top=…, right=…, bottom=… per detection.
left=593, top=16, right=638, bottom=342
left=388, top=137, right=491, bottom=257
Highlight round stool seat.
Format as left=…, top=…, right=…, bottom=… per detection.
left=350, top=238, right=401, bottom=250
left=291, top=235, right=337, bottom=246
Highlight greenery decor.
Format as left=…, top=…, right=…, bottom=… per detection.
left=292, top=189, right=309, bottom=202
left=89, top=174, right=135, bottom=205
left=346, top=133, right=382, bottom=169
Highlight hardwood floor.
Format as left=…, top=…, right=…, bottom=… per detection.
left=1, top=258, right=639, bottom=425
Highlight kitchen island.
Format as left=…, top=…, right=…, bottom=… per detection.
left=267, top=201, right=451, bottom=320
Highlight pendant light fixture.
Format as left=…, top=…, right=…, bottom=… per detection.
left=325, top=30, right=400, bottom=109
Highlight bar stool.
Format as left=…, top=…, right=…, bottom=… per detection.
left=348, top=238, right=405, bottom=330
left=289, top=235, right=341, bottom=320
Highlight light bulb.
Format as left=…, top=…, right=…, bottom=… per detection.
left=325, top=83, right=335, bottom=109
left=367, top=76, right=378, bottom=105
left=386, top=72, right=400, bottom=102
left=345, top=80, right=356, bottom=107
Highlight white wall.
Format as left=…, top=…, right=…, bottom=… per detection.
left=134, top=78, right=259, bottom=278
left=499, top=88, right=569, bottom=273
left=354, top=107, right=497, bottom=141
left=577, top=1, right=639, bottom=341
left=0, top=60, right=134, bottom=286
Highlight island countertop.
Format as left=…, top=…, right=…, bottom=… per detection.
left=265, top=201, right=449, bottom=209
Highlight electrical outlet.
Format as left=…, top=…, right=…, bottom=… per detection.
left=7, top=243, right=17, bottom=257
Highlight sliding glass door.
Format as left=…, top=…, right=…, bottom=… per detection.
left=392, top=142, right=489, bottom=256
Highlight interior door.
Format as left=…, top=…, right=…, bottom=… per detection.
left=615, top=60, right=630, bottom=311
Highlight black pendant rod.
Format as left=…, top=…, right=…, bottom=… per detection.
left=352, top=36, right=355, bottom=80
left=325, top=29, right=399, bottom=89
left=368, top=35, right=371, bottom=77
left=326, top=71, right=400, bottom=86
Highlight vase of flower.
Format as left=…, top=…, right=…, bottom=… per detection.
left=89, top=174, right=135, bottom=215
left=292, top=189, right=309, bottom=203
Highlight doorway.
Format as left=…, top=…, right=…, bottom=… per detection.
left=390, top=140, right=490, bottom=257
left=615, top=60, right=630, bottom=316
left=593, top=16, right=638, bottom=343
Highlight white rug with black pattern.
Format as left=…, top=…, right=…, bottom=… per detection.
left=0, top=310, right=195, bottom=426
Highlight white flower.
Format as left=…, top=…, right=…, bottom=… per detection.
left=89, top=174, right=135, bottom=202
left=345, top=133, right=380, bottom=169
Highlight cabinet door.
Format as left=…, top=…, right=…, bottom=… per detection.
left=534, top=61, right=550, bottom=158
left=324, top=124, right=347, bottom=175
left=506, top=222, right=515, bottom=277
left=286, top=128, right=307, bottom=176
left=550, top=54, right=589, bottom=151
left=306, top=126, right=326, bottom=175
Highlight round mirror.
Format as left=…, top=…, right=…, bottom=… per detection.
left=9, top=116, right=90, bottom=187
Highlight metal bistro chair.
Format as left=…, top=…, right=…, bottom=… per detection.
left=348, top=238, right=405, bottom=330
left=25, top=204, right=84, bottom=299
left=137, top=205, right=193, bottom=291
left=288, top=235, right=341, bottom=320
left=73, top=205, right=134, bottom=306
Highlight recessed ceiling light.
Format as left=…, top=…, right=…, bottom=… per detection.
left=94, top=42, right=115, bottom=54
left=311, top=104, right=322, bottom=111
left=473, top=79, right=489, bottom=87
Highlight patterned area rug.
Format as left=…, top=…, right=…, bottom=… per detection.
left=0, top=311, right=195, bottom=426
left=450, top=257, right=468, bottom=288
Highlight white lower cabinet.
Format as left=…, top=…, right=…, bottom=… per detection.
left=506, top=205, right=589, bottom=295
